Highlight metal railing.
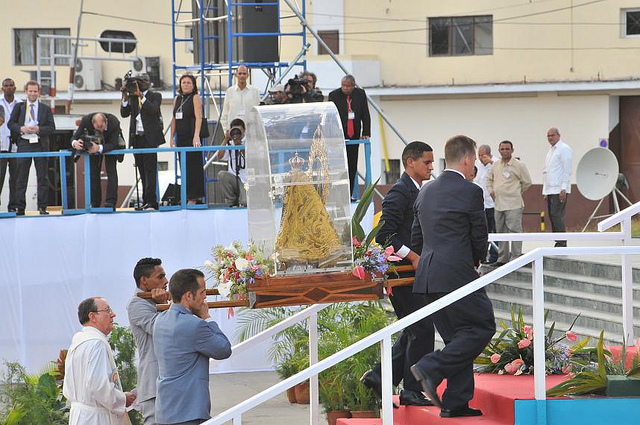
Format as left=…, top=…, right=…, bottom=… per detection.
left=203, top=202, right=640, bottom=425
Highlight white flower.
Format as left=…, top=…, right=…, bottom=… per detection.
left=217, top=281, right=231, bottom=298
left=235, top=258, right=249, bottom=270
left=225, top=244, right=239, bottom=256
left=204, top=260, right=215, bottom=269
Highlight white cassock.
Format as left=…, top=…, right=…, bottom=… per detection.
left=63, top=326, right=128, bottom=425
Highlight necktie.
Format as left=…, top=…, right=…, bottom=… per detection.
left=29, top=104, right=35, bottom=122
left=346, top=95, right=354, bottom=139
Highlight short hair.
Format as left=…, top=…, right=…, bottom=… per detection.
left=178, top=74, right=199, bottom=95
left=169, top=268, right=205, bottom=302
left=2, top=78, right=15, bottom=86
left=300, top=70, right=317, bottom=86
left=133, top=257, right=163, bottom=288
left=341, top=75, right=356, bottom=85
left=237, top=65, right=248, bottom=73
left=499, top=140, right=513, bottom=149
left=24, top=80, right=40, bottom=90
left=478, top=144, right=491, bottom=155
left=401, top=141, right=433, bottom=168
left=444, top=135, right=477, bottom=165
left=78, top=297, right=98, bottom=325
left=230, top=118, right=245, bottom=129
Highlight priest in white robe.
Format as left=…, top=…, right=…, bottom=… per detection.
left=63, top=297, right=136, bottom=425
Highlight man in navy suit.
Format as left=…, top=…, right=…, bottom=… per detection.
left=8, top=80, right=55, bottom=215
left=361, top=141, right=435, bottom=406
left=154, top=269, right=232, bottom=425
left=409, top=135, right=496, bottom=418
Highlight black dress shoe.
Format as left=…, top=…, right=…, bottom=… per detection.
left=16, top=209, right=25, bottom=216
left=409, top=364, right=441, bottom=408
left=38, top=208, right=49, bottom=215
left=440, top=407, right=482, bottom=418
left=360, top=369, right=382, bottom=399
left=399, top=389, right=433, bottom=406
left=142, top=203, right=158, bottom=211
left=8, top=207, right=16, bottom=213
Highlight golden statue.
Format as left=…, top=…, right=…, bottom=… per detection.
left=275, top=127, right=342, bottom=266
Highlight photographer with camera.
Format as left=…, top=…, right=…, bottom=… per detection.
left=120, top=73, right=164, bottom=210
left=284, top=75, right=315, bottom=104
left=300, top=71, right=325, bottom=102
left=71, top=113, right=123, bottom=209
left=213, top=118, right=246, bottom=207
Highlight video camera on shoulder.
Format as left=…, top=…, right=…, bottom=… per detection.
left=286, top=75, right=308, bottom=97
left=123, top=70, right=144, bottom=96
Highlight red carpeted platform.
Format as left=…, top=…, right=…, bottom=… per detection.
left=337, top=373, right=569, bottom=425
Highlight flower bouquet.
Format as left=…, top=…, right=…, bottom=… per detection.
left=351, top=180, right=400, bottom=280
left=204, top=241, right=274, bottom=299
left=476, top=305, right=589, bottom=375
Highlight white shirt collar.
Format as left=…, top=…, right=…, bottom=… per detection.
left=409, top=176, right=422, bottom=189
left=444, top=168, right=466, bottom=179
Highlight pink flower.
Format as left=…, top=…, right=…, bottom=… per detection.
left=505, top=359, right=525, bottom=375
left=523, top=325, right=533, bottom=340
left=490, top=353, right=501, bottom=364
left=352, top=265, right=366, bottom=280
left=561, top=365, right=572, bottom=374
left=352, top=236, right=361, bottom=247
left=565, top=331, right=577, bottom=342
left=387, top=255, right=402, bottom=262
left=384, top=246, right=394, bottom=258
left=518, top=339, right=531, bottom=349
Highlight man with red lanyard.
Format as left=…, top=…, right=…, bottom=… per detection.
left=329, top=74, right=371, bottom=199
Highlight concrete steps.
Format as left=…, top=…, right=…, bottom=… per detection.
left=483, top=258, right=640, bottom=346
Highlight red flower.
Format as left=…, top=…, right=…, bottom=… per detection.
left=565, top=331, right=577, bottom=342
left=352, top=236, right=361, bottom=247
left=352, top=265, right=366, bottom=280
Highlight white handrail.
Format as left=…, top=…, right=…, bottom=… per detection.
left=204, top=245, right=640, bottom=425
left=598, top=201, right=640, bottom=231
left=488, top=231, right=624, bottom=242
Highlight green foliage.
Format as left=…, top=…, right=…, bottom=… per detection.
left=351, top=179, right=380, bottom=242
left=547, top=331, right=640, bottom=397
left=0, top=361, right=68, bottom=425
left=108, top=323, right=143, bottom=425
left=236, top=302, right=391, bottom=412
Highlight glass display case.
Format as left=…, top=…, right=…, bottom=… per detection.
left=245, top=102, right=353, bottom=276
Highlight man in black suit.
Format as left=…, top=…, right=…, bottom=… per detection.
left=409, top=135, right=496, bottom=418
left=8, top=80, right=56, bottom=215
left=328, top=74, right=371, bottom=197
left=120, top=73, right=164, bottom=210
left=361, top=141, right=435, bottom=407
left=72, top=113, right=123, bottom=209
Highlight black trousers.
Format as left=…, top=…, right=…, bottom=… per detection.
left=0, top=152, right=18, bottom=210
left=15, top=140, right=49, bottom=210
left=485, top=207, right=498, bottom=262
left=346, top=143, right=359, bottom=197
left=547, top=194, right=567, bottom=246
left=415, top=290, right=495, bottom=411
left=89, top=154, right=118, bottom=207
left=372, top=284, right=434, bottom=392
left=132, top=135, right=158, bottom=206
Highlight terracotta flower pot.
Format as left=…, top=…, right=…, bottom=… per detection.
left=286, top=387, right=297, bottom=404
left=349, top=410, right=378, bottom=418
left=326, top=410, right=351, bottom=425
left=293, top=381, right=310, bottom=404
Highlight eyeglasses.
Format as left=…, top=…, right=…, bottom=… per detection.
left=94, top=307, right=113, bottom=314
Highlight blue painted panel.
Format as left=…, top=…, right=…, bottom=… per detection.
left=516, top=398, right=640, bottom=425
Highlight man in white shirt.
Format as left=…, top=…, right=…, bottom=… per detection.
left=543, top=127, right=573, bottom=247
left=0, top=78, right=22, bottom=212
left=63, top=297, right=136, bottom=425
left=475, top=144, right=499, bottom=263
left=219, top=65, right=260, bottom=132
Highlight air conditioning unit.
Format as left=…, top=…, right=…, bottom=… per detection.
left=74, top=59, right=102, bottom=91
left=131, top=56, right=162, bottom=89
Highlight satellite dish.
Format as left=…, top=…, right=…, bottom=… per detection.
left=576, top=148, right=619, bottom=201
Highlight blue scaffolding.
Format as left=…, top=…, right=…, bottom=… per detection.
left=170, top=0, right=309, bottom=204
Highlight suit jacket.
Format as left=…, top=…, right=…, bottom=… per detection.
left=411, top=170, right=488, bottom=294
left=377, top=172, right=419, bottom=272
left=8, top=100, right=56, bottom=149
left=120, top=90, right=164, bottom=148
left=73, top=113, right=122, bottom=154
left=126, top=290, right=160, bottom=403
left=328, top=87, right=371, bottom=139
left=153, top=304, right=232, bottom=424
